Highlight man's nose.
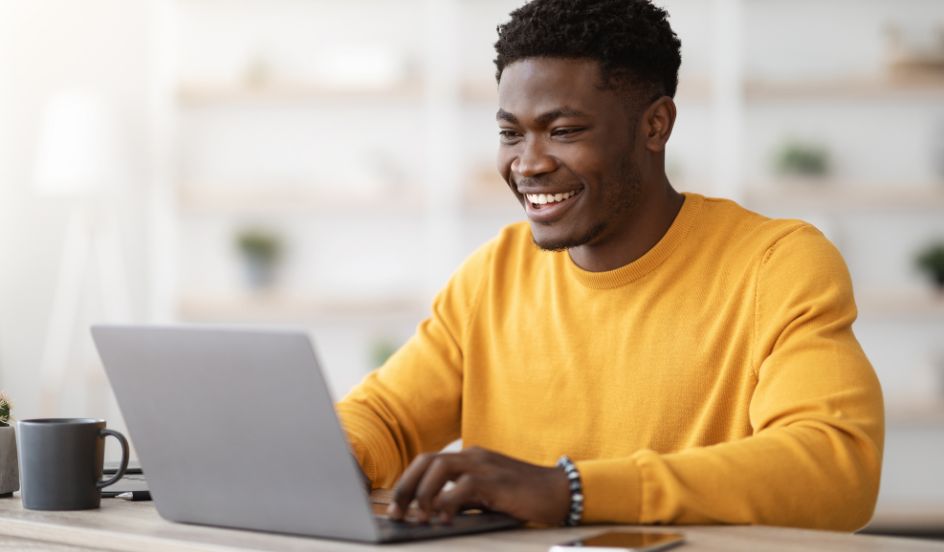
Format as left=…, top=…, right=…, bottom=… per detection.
left=512, top=138, right=557, bottom=177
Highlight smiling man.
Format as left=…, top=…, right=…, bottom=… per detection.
left=337, top=0, right=883, bottom=531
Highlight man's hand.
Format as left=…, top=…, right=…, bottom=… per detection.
left=386, top=446, right=571, bottom=525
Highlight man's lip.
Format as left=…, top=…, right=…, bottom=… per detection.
left=516, top=188, right=582, bottom=195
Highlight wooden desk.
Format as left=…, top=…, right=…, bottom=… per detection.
left=0, top=497, right=942, bottom=552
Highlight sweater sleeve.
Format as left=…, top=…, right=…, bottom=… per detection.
left=335, top=241, right=494, bottom=489
left=577, top=224, right=884, bottom=531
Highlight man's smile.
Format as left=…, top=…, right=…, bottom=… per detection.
left=519, top=187, right=584, bottom=222
left=525, top=189, right=579, bottom=206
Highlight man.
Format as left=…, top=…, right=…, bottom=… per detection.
left=337, top=0, right=883, bottom=531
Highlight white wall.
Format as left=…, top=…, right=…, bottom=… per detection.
left=0, top=1, right=156, bottom=433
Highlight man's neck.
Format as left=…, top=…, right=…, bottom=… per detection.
left=567, top=182, right=685, bottom=273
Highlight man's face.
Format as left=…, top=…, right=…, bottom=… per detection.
left=497, top=58, right=644, bottom=251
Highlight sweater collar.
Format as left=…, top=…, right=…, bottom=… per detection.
left=564, top=192, right=704, bottom=289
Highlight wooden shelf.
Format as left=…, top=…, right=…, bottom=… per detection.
left=885, top=402, right=944, bottom=426
left=180, top=74, right=944, bottom=108
left=179, top=293, right=427, bottom=322
left=857, top=291, right=944, bottom=320
left=745, top=74, right=944, bottom=102
left=177, top=81, right=424, bottom=105
left=177, top=184, right=426, bottom=217
left=743, top=184, right=944, bottom=212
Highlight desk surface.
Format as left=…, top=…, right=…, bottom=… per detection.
left=0, top=497, right=942, bottom=552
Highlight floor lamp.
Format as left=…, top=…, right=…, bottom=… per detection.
left=33, top=90, right=131, bottom=417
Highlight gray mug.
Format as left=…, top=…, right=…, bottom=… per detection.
left=17, top=418, right=129, bottom=510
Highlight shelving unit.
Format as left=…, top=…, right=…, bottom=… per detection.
left=161, top=1, right=944, bottom=343
left=163, top=0, right=944, bottom=342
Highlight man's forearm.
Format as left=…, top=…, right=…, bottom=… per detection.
left=578, top=421, right=882, bottom=530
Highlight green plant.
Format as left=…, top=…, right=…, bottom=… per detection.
left=0, top=393, right=11, bottom=427
left=236, top=228, right=282, bottom=263
left=370, top=338, right=400, bottom=368
left=775, top=141, right=831, bottom=178
left=916, top=241, right=944, bottom=289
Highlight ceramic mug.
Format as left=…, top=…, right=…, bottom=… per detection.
left=17, top=418, right=128, bottom=510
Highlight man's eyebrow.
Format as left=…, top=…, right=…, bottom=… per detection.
left=496, top=107, right=589, bottom=126
left=496, top=109, right=518, bottom=124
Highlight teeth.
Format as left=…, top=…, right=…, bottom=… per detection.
left=525, top=190, right=577, bottom=205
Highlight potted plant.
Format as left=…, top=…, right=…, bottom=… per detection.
left=235, top=228, right=283, bottom=290
left=774, top=141, right=831, bottom=179
left=916, top=241, right=944, bottom=292
left=0, top=392, right=18, bottom=497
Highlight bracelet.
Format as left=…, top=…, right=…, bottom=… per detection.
left=556, top=455, right=584, bottom=526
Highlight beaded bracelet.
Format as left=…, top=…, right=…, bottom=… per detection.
left=556, top=455, right=584, bottom=526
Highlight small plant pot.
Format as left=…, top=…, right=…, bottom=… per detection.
left=243, top=255, right=278, bottom=290
left=0, top=426, right=19, bottom=497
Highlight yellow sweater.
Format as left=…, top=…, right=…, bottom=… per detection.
left=337, top=192, right=884, bottom=531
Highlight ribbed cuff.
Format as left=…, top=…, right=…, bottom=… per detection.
left=336, top=403, right=400, bottom=488
left=575, top=456, right=643, bottom=524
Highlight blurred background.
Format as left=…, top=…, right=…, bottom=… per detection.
left=1, top=0, right=943, bottom=538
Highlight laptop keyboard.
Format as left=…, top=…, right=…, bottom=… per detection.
left=100, top=475, right=520, bottom=540
left=369, top=492, right=521, bottom=542
left=375, top=511, right=521, bottom=542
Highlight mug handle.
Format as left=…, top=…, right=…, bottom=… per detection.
left=97, top=429, right=130, bottom=489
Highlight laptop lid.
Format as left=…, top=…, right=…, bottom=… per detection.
left=91, top=324, right=380, bottom=542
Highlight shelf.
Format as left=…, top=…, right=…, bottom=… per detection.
left=177, top=81, right=424, bottom=105
left=743, top=184, right=944, bottom=212
left=885, top=402, right=944, bottom=426
left=177, top=184, right=426, bottom=217
left=856, top=291, right=944, bottom=321
left=179, top=293, right=427, bottom=322
left=461, top=74, right=944, bottom=106
left=179, top=73, right=944, bottom=108
left=745, top=73, right=944, bottom=102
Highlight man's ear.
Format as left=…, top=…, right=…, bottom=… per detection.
left=642, top=96, right=677, bottom=153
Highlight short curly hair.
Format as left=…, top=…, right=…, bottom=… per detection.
left=494, top=0, right=682, bottom=99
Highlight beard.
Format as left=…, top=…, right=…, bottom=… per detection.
left=532, top=221, right=607, bottom=252
left=531, top=166, right=642, bottom=252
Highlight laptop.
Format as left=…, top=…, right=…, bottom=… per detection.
left=91, top=324, right=521, bottom=543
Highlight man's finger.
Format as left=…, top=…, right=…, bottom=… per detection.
left=432, top=474, right=478, bottom=523
left=413, top=454, right=465, bottom=520
left=388, top=453, right=437, bottom=519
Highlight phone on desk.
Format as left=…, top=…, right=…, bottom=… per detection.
left=550, top=530, right=684, bottom=552
left=101, top=461, right=150, bottom=500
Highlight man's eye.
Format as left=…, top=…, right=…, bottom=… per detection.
left=499, top=130, right=521, bottom=142
left=552, top=127, right=583, bottom=137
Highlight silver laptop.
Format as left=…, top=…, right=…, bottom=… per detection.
left=91, top=324, right=520, bottom=543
